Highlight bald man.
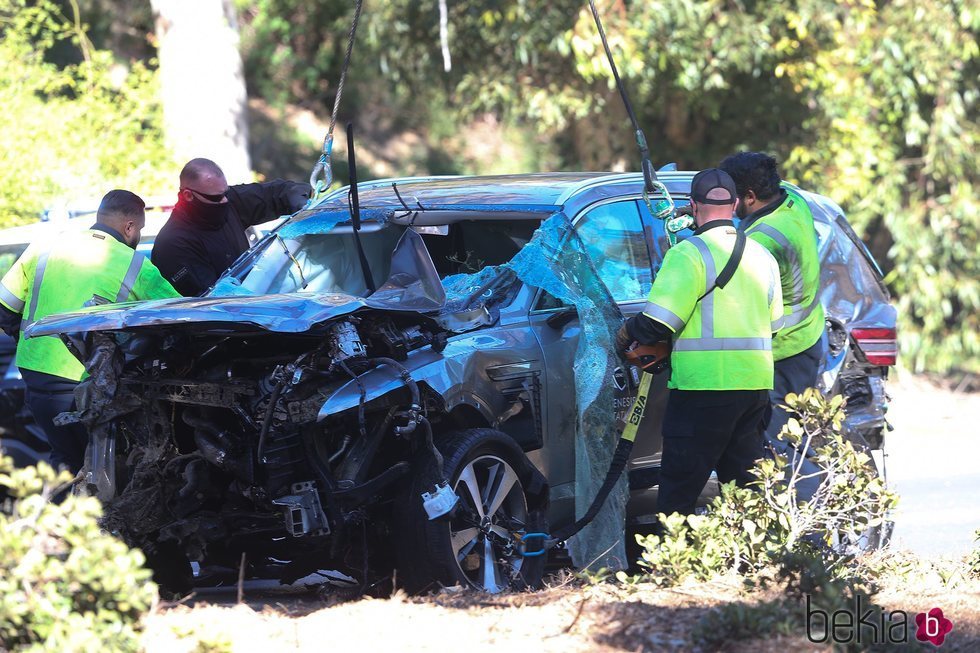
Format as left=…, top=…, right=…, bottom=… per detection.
left=151, top=158, right=311, bottom=296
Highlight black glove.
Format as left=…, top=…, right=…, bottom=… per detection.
left=614, top=323, right=634, bottom=358
left=674, top=204, right=694, bottom=218
left=287, top=182, right=313, bottom=212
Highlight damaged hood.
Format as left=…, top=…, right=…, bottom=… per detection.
left=25, top=289, right=438, bottom=337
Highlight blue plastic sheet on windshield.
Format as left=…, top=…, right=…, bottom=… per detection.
left=438, top=213, right=628, bottom=568
left=507, top=212, right=628, bottom=570
left=210, top=277, right=255, bottom=296
left=211, top=208, right=367, bottom=296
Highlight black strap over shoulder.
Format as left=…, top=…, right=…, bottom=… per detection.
left=696, top=229, right=746, bottom=302
left=715, top=229, right=746, bottom=290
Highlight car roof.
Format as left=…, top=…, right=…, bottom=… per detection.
left=304, top=172, right=695, bottom=212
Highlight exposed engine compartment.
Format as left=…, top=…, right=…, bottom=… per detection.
left=71, top=312, right=452, bottom=579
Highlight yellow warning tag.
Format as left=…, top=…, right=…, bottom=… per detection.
left=621, top=372, right=653, bottom=443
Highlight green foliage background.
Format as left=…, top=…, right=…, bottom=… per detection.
left=236, top=0, right=978, bottom=374
left=1, top=0, right=976, bottom=373
left=0, top=0, right=176, bottom=227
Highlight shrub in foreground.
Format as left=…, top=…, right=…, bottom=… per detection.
left=630, top=390, right=902, bottom=649
left=634, top=389, right=898, bottom=586
left=0, top=456, right=157, bottom=652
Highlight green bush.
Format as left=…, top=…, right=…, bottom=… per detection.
left=635, top=389, right=898, bottom=586
left=0, top=0, right=176, bottom=227
left=0, top=456, right=157, bottom=652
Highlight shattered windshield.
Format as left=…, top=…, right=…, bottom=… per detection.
left=215, top=215, right=541, bottom=302
left=231, top=225, right=407, bottom=296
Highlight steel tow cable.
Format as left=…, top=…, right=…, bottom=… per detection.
left=585, top=0, right=674, bottom=222
left=521, top=1, right=682, bottom=558
left=307, top=0, right=365, bottom=205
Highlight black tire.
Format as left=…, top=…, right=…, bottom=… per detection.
left=395, top=428, right=548, bottom=594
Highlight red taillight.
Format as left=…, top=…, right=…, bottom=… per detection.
left=850, top=327, right=897, bottom=366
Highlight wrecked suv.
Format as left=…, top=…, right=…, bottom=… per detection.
left=27, top=172, right=896, bottom=593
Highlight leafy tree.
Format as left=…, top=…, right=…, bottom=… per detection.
left=0, top=0, right=176, bottom=226
left=244, top=0, right=973, bottom=373
left=0, top=456, right=157, bottom=651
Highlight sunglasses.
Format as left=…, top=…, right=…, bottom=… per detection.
left=182, top=187, right=227, bottom=203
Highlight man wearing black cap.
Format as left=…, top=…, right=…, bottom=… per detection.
left=618, top=169, right=784, bottom=515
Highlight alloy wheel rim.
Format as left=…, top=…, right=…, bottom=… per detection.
left=449, top=454, right=528, bottom=593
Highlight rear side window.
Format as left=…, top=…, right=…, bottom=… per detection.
left=574, top=200, right=653, bottom=302
left=0, top=244, right=27, bottom=278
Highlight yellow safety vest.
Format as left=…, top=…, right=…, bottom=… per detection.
left=0, top=228, right=179, bottom=381
left=641, top=222, right=783, bottom=391
left=740, top=188, right=825, bottom=361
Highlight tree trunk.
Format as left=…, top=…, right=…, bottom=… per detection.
left=150, top=0, right=251, bottom=183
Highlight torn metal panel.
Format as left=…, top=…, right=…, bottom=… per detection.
left=25, top=293, right=371, bottom=336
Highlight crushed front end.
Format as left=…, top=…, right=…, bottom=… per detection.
left=61, top=308, right=453, bottom=587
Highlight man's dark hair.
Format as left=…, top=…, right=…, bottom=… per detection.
left=97, top=189, right=145, bottom=223
left=718, top=152, right=782, bottom=200
left=179, top=158, right=225, bottom=187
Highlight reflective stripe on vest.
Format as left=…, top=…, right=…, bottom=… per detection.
left=22, top=238, right=142, bottom=327
left=0, top=283, right=24, bottom=313
left=683, top=235, right=769, bottom=352
left=783, top=292, right=821, bottom=328
left=24, top=249, right=51, bottom=326
left=641, top=301, right=685, bottom=331
left=116, top=252, right=145, bottom=302
left=673, top=337, right=772, bottom=352
left=746, top=222, right=805, bottom=305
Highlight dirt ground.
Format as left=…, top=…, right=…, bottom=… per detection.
left=143, top=375, right=980, bottom=652
left=144, top=570, right=980, bottom=652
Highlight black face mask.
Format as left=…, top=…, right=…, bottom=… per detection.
left=184, top=196, right=231, bottom=229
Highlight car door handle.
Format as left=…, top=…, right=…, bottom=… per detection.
left=546, top=307, right=578, bottom=330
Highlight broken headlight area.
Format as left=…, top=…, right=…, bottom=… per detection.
left=67, top=313, right=451, bottom=581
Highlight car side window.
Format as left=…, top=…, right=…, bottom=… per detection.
left=573, top=200, right=653, bottom=303
left=637, top=197, right=693, bottom=273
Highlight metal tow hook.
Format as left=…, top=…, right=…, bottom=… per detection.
left=516, top=532, right=553, bottom=558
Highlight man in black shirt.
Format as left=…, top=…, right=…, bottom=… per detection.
left=152, top=158, right=311, bottom=296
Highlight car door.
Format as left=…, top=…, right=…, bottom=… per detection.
left=527, top=199, right=659, bottom=526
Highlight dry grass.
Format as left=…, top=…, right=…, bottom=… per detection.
left=142, top=565, right=980, bottom=652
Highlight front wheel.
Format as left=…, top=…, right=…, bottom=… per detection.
left=396, top=428, right=548, bottom=593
